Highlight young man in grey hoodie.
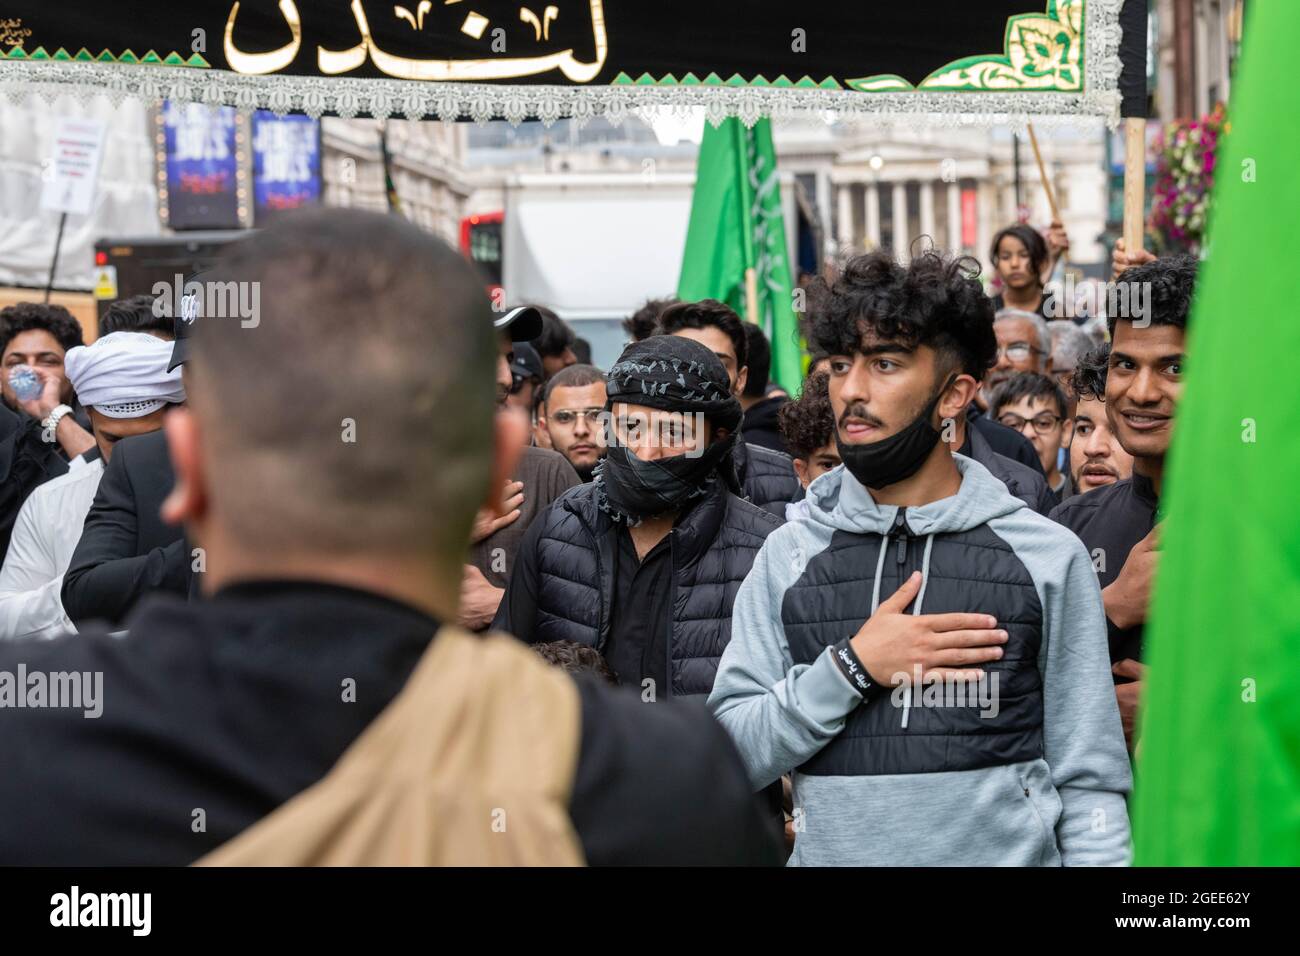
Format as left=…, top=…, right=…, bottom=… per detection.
left=709, top=250, right=1132, bottom=866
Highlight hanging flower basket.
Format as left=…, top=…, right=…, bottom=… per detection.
left=1149, top=102, right=1227, bottom=255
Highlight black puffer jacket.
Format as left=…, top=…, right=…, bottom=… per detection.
left=734, top=440, right=802, bottom=518
left=785, top=514, right=1045, bottom=775
left=493, top=479, right=781, bottom=697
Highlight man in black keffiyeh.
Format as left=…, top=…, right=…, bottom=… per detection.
left=493, top=333, right=781, bottom=701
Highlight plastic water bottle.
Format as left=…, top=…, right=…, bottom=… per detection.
left=8, top=366, right=42, bottom=402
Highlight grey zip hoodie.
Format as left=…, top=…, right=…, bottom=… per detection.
left=708, top=455, right=1132, bottom=866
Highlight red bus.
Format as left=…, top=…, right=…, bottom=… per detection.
left=460, top=211, right=503, bottom=295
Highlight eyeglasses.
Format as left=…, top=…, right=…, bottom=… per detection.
left=550, top=408, right=604, bottom=426
left=996, top=342, right=1042, bottom=362
left=997, top=411, right=1062, bottom=434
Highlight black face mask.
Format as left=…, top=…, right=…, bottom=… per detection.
left=836, top=376, right=955, bottom=490
left=596, top=438, right=733, bottom=524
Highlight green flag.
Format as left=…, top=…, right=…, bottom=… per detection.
left=678, top=118, right=803, bottom=394
left=1134, top=2, right=1300, bottom=865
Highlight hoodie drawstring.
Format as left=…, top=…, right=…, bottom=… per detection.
left=901, top=533, right=936, bottom=730
left=869, top=529, right=890, bottom=616
left=915, top=533, right=935, bottom=610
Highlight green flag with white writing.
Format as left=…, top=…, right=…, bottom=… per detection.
left=1134, top=1, right=1300, bottom=865
left=678, top=118, right=803, bottom=394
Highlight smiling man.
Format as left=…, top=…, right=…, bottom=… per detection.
left=1049, top=255, right=1195, bottom=752
left=709, top=250, right=1130, bottom=866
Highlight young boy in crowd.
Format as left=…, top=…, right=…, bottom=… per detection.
left=777, top=373, right=841, bottom=521
left=989, top=372, right=1074, bottom=505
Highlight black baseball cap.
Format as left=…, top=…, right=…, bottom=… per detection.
left=494, top=305, right=543, bottom=343
left=510, top=342, right=544, bottom=387
left=166, top=272, right=205, bottom=372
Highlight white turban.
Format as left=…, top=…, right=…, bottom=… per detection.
left=64, top=331, right=186, bottom=419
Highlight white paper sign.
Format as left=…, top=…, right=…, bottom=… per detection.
left=40, top=117, right=106, bottom=217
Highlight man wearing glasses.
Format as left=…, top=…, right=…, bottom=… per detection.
left=953, top=307, right=1051, bottom=478
left=938, top=316, right=1057, bottom=516
left=535, top=363, right=607, bottom=481
left=990, top=372, right=1074, bottom=505
left=983, top=308, right=1052, bottom=402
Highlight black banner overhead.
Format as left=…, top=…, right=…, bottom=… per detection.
left=0, top=1, right=1136, bottom=124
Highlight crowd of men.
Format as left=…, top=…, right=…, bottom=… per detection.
left=0, top=205, right=1186, bottom=866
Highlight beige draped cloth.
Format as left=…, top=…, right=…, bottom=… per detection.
left=198, top=627, right=585, bottom=867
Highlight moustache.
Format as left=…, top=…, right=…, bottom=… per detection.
left=838, top=403, right=886, bottom=430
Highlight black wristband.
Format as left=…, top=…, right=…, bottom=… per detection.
left=830, top=637, right=884, bottom=701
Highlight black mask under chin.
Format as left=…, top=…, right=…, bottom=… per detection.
left=595, top=436, right=735, bottom=525
left=836, top=376, right=955, bottom=490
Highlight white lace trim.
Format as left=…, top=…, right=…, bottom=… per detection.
left=0, top=0, right=1125, bottom=128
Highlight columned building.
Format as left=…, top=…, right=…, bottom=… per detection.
left=776, top=121, right=1108, bottom=278
left=826, top=149, right=990, bottom=261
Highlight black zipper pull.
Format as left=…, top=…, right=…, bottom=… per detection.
left=892, top=510, right=908, bottom=565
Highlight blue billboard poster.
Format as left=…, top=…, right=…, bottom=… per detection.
left=162, top=100, right=240, bottom=230
left=252, top=111, right=321, bottom=226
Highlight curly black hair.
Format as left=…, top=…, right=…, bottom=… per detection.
left=533, top=640, right=617, bottom=684
left=1108, top=253, right=1198, bottom=339
left=623, top=296, right=677, bottom=343
left=805, top=249, right=996, bottom=380
left=655, top=299, right=748, bottom=371
left=1069, top=343, right=1111, bottom=402
left=778, top=372, right=835, bottom=460
left=0, top=302, right=84, bottom=356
